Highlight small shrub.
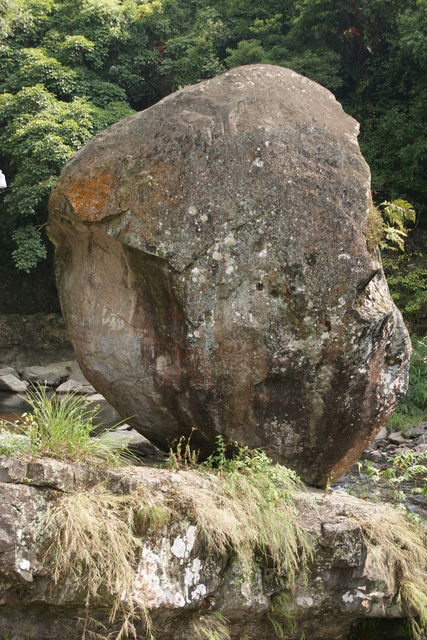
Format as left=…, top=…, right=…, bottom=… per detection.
left=0, top=428, right=31, bottom=456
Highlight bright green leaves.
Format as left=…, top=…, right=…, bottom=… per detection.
left=0, top=84, right=134, bottom=270
left=225, top=39, right=266, bottom=67
left=11, top=225, right=48, bottom=272
left=380, top=199, right=416, bottom=252
left=4, top=47, right=77, bottom=96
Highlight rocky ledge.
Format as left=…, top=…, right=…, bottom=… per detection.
left=0, top=456, right=425, bottom=640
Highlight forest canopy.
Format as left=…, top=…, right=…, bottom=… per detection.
left=0, top=0, right=426, bottom=277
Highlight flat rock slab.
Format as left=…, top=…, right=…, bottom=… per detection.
left=48, top=64, right=411, bottom=486
left=0, top=457, right=417, bottom=640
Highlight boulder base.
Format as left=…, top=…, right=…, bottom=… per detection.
left=48, top=64, right=410, bottom=485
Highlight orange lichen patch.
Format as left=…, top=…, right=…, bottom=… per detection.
left=55, top=170, right=118, bottom=222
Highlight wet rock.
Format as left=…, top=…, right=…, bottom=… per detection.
left=0, top=374, right=28, bottom=394
left=22, top=366, right=61, bottom=387
left=48, top=64, right=411, bottom=486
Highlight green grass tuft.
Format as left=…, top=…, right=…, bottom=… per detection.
left=0, top=385, right=133, bottom=466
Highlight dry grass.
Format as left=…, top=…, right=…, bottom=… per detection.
left=40, top=486, right=172, bottom=639
left=177, top=465, right=312, bottom=586
left=366, top=203, right=384, bottom=252
left=190, top=612, right=231, bottom=640
left=39, top=446, right=313, bottom=639
left=355, top=504, right=427, bottom=639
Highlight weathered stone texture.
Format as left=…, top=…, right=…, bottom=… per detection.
left=48, top=64, right=411, bottom=485
left=0, top=458, right=414, bottom=640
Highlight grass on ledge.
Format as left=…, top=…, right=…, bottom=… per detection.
left=0, top=384, right=133, bottom=466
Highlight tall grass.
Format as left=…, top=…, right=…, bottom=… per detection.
left=0, top=385, right=132, bottom=466
left=355, top=505, right=427, bottom=640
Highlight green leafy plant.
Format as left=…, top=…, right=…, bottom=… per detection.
left=380, top=199, right=416, bottom=252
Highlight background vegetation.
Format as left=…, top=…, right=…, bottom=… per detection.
left=0, top=0, right=426, bottom=275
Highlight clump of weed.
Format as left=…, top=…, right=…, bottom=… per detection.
left=167, top=427, right=200, bottom=469
left=41, top=486, right=172, bottom=639
left=189, top=612, right=231, bottom=640
left=1, top=385, right=132, bottom=466
left=354, top=504, right=427, bottom=639
left=0, top=428, right=31, bottom=456
left=366, top=203, right=384, bottom=252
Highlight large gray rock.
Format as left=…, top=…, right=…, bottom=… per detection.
left=0, top=457, right=421, bottom=640
left=48, top=64, right=411, bottom=486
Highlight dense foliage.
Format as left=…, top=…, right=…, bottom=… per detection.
left=0, top=0, right=426, bottom=274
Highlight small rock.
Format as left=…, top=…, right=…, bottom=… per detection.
left=375, top=439, right=388, bottom=449
left=406, top=423, right=427, bottom=439
left=22, top=366, right=61, bottom=387
left=56, top=379, right=96, bottom=394
left=363, top=450, right=386, bottom=464
left=40, top=360, right=74, bottom=380
left=97, top=428, right=159, bottom=457
left=414, top=444, right=427, bottom=454
left=88, top=393, right=106, bottom=402
left=375, top=427, right=388, bottom=441
left=0, top=367, right=19, bottom=378
left=414, top=434, right=426, bottom=446
left=0, top=374, right=28, bottom=393
left=388, top=432, right=408, bottom=446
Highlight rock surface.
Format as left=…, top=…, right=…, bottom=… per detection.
left=0, top=457, right=419, bottom=640
left=48, top=64, right=411, bottom=485
left=0, top=313, right=73, bottom=367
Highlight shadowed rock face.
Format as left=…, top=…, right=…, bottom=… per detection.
left=48, top=64, right=411, bottom=486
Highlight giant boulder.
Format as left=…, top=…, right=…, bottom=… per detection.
left=48, top=64, right=411, bottom=485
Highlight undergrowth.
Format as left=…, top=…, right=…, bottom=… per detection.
left=0, top=385, right=132, bottom=465
left=387, top=336, right=427, bottom=432
left=39, top=436, right=313, bottom=639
